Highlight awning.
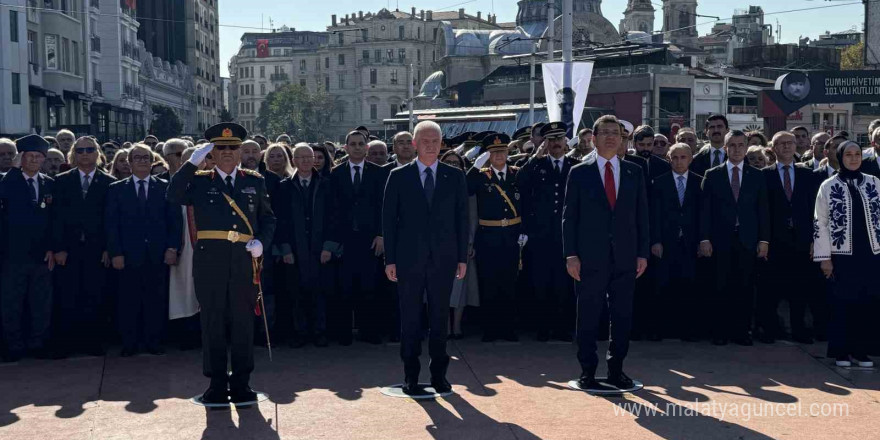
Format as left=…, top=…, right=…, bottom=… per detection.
left=28, top=85, right=49, bottom=97
left=64, top=90, right=91, bottom=102
left=47, top=95, right=66, bottom=107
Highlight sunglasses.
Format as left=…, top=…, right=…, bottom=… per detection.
left=214, top=144, right=240, bottom=151
left=75, top=147, right=97, bottom=154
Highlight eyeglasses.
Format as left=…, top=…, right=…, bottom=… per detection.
left=75, top=147, right=97, bottom=154
left=214, top=144, right=240, bottom=151
left=130, top=155, right=152, bottom=163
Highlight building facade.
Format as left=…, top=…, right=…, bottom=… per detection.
left=619, top=0, right=655, bottom=35
left=662, top=0, right=699, bottom=49
left=1, top=1, right=30, bottom=136
left=139, top=42, right=194, bottom=136
left=186, top=0, right=220, bottom=133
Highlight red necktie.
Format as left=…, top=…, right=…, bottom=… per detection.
left=604, top=161, right=616, bottom=210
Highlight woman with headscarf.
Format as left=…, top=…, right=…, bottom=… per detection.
left=813, top=140, right=880, bottom=368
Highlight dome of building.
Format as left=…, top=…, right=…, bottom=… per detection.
left=418, top=70, right=446, bottom=98
left=452, top=30, right=493, bottom=56
left=488, top=29, right=536, bottom=55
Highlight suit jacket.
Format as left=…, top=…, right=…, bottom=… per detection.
left=650, top=170, right=701, bottom=255
left=105, top=176, right=182, bottom=266
left=629, top=153, right=671, bottom=189
left=326, top=161, right=384, bottom=247
left=273, top=171, right=329, bottom=286
left=761, top=164, right=815, bottom=253
left=0, top=168, right=55, bottom=263
left=562, top=156, right=649, bottom=273
left=51, top=168, right=116, bottom=254
left=516, top=154, right=578, bottom=241
left=699, top=163, right=770, bottom=252
left=690, top=146, right=725, bottom=178
left=383, top=161, right=469, bottom=274
left=860, top=156, right=880, bottom=179
left=812, top=166, right=836, bottom=197
left=622, top=154, right=649, bottom=184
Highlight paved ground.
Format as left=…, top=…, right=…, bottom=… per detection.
left=0, top=338, right=878, bottom=440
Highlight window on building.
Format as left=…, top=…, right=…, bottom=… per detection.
left=417, top=49, right=421, bottom=62
left=260, top=66, right=265, bottom=78
left=390, top=105, right=397, bottom=118
left=27, top=30, right=36, bottom=64
left=10, top=10, right=19, bottom=42
left=249, top=66, right=254, bottom=77
left=72, top=40, right=79, bottom=75
left=260, top=83, right=266, bottom=95
left=398, top=49, right=405, bottom=62
left=433, top=28, right=438, bottom=42
left=325, top=75, right=330, bottom=90
left=374, top=49, right=381, bottom=61
left=361, top=29, right=367, bottom=42
left=390, top=70, right=398, bottom=84
left=362, top=50, right=369, bottom=62
left=338, top=54, right=344, bottom=66
left=240, top=85, right=245, bottom=95
left=338, top=32, right=344, bottom=45
left=399, top=25, right=405, bottom=40
left=300, top=59, right=306, bottom=71
left=370, top=69, right=377, bottom=85
left=11, top=73, right=20, bottom=104
left=240, top=102, right=245, bottom=114
left=62, top=37, right=70, bottom=72
left=300, top=78, right=306, bottom=87
left=325, top=57, right=329, bottom=69
left=370, top=104, right=377, bottom=120
left=417, top=27, right=421, bottom=40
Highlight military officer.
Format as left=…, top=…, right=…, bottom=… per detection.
left=167, top=123, right=276, bottom=404
left=517, top=122, right=579, bottom=341
left=467, top=133, right=525, bottom=342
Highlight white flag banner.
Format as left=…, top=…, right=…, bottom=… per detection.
left=542, top=62, right=594, bottom=133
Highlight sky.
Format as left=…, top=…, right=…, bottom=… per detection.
left=218, top=0, right=868, bottom=77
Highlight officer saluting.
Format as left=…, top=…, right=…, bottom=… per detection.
left=167, top=123, right=275, bottom=404
left=467, top=133, right=526, bottom=342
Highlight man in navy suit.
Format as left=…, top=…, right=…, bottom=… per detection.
left=105, top=144, right=182, bottom=356
left=699, top=129, right=770, bottom=346
left=563, top=115, right=649, bottom=390
left=0, top=135, right=56, bottom=362
left=650, top=143, right=702, bottom=341
left=690, top=115, right=730, bottom=178
left=383, top=121, right=469, bottom=395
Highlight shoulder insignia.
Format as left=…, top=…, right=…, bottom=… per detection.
left=240, top=168, right=263, bottom=178
left=480, top=167, right=490, bottom=173
left=195, top=170, right=213, bottom=176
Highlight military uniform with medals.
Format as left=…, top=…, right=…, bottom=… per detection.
left=466, top=134, right=523, bottom=341
left=167, top=123, right=276, bottom=403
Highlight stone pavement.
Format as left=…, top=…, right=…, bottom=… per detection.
left=0, top=338, right=878, bottom=439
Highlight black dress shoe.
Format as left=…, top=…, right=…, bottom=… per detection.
left=452, top=333, right=464, bottom=340
left=504, top=333, right=519, bottom=342
left=84, top=345, right=106, bottom=357
left=146, top=346, right=165, bottom=356
left=577, top=376, right=612, bottom=391
left=31, top=347, right=53, bottom=359
left=552, top=332, right=573, bottom=342
left=536, top=331, right=550, bottom=342
left=430, top=378, right=452, bottom=393
left=647, top=333, right=662, bottom=342
left=681, top=335, right=700, bottom=342
left=388, top=334, right=401, bottom=343
left=757, top=334, right=775, bottom=344
left=120, top=347, right=137, bottom=357
left=201, top=387, right=229, bottom=405
left=229, top=386, right=258, bottom=404
left=607, top=372, right=635, bottom=390
left=314, top=335, right=328, bottom=347
left=290, top=336, right=308, bottom=349
left=733, top=336, right=753, bottom=346
left=402, top=378, right=422, bottom=395
left=481, top=334, right=497, bottom=343
left=711, top=338, right=728, bottom=346
left=3, top=351, right=23, bottom=363
left=792, top=334, right=814, bottom=344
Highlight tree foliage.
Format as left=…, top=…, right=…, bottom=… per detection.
left=841, top=42, right=864, bottom=71
left=150, top=105, right=183, bottom=140
left=254, top=84, right=339, bottom=142
left=219, top=107, right=234, bottom=122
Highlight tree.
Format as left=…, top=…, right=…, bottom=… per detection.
left=254, top=84, right=339, bottom=142
left=841, top=42, right=865, bottom=70
left=219, top=107, right=234, bottom=122
left=151, top=105, right=183, bottom=140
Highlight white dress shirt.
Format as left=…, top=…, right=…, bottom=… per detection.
left=133, top=175, right=150, bottom=199
left=349, top=160, right=365, bottom=183
left=596, top=155, right=620, bottom=194
left=416, top=159, right=439, bottom=187
left=79, top=169, right=96, bottom=187
left=726, top=160, right=744, bottom=184
left=709, top=147, right=726, bottom=164
left=776, top=162, right=795, bottom=189
left=673, top=171, right=688, bottom=186
left=215, top=166, right=239, bottom=187
left=492, top=165, right=509, bottom=182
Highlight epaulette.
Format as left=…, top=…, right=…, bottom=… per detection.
left=480, top=167, right=490, bottom=173
left=510, top=166, right=519, bottom=171
left=240, top=168, right=263, bottom=178
left=195, top=170, right=213, bottom=176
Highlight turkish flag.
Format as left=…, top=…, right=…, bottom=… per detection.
left=125, top=0, right=136, bottom=9
left=256, top=40, right=269, bottom=58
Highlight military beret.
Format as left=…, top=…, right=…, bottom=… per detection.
left=205, top=122, right=247, bottom=146
left=482, top=133, right=511, bottom=152
left=539, top=121, right=567, bottom=139
left=513, top=126, right=532, bottom=141
left=15, top=134, right=49, bottom=156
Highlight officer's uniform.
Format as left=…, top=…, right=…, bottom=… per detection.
left=167, top=123, right=275, bottom=401
left=467, top=134, right=523, bottom=341
left=517, top=122, right=579, bottom=341
left=0, top=135, right=55, bottom=361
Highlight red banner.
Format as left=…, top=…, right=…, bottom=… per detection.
left=256, top=40, right=269, bottom=58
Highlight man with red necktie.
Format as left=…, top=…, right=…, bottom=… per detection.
left=562, top=115, right=649, bottom=391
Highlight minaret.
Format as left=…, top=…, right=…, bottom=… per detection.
left=662, top=0, right=699, bottom=48
left=619, top=0, right=655, bottom=35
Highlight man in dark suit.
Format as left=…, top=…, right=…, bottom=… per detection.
left=813, top=135, right=845, bottom=184
left=50, top=136, right=116, bottom=357
left=517, top=122, right=580, bottom=342
left=632, top=125, right=671, bottom=188
left=276, top=144, right=332, bottom=348
left=756, top=131, right=818, bottom=344
left=690, top=114, right=730, bottom=177
left=650, top=143, right=702, bottom=341
left=802, top=132, right=831, bottom=171
left=0, top=135, right=56, bottom=362
left=106, top=144, right=182, bottom=356
left=699, top=129, right=770, bottom=346
left=383, top=121, right=469, bottom=395
left=324, top=130, right=386, bottom=345
left=860, top=127, right=880, bottom=179
left=563, top=115, right=649, bottom=390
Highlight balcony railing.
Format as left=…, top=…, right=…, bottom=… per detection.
left=121, top=41, right=139, bottom=59
left=270, top=73, right=289, bottom=82
left=93, top=80, right=103, bottom=97
left=122, top=83, right=140, bottom=99
left=357, top=59, right=407, bottom=68
left=90, top=35, right=101, bottom=53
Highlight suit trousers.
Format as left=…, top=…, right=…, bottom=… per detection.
left=655, top=239, right=698, bottom=338
left=398, top=256, right=455, bottom=382
left=290, top=264, right=328, bottom=337
left=711, top=233, right=757, bottom=340
left=54, top=242, right=106, bottom=352
left=575, top=257, right=636, bottom=378
left=336, top=232, right=380, bottom=340
left=1, top=262, right=53, bottom=353
left=118, top=262, right=167, bottom=350
left=529, top=239, right=573, bottom=337
left=757, top=238, right=813, bottom=339
left=474, top=227, right=520, bottom=337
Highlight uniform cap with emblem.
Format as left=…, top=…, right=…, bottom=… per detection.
left=15, top=134, right=50, bottom=156
left=205, top=122, right=247, bottom=146
left=530, top=122, right=546, bottom=137
left=539, top=121, right=568, bottom=139
left=460, top=131, right=478, bottom=147
left=513, top=126, right=532, bottom=141
left=473, top=131, right=496, bottom=143
left=482, top=133, right=511, bottom=152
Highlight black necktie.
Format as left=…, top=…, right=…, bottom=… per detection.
left=352, top=165, right=361, bottom=193
left=712, top=150, right=722, bottom=168
left=27, top=177, right=37, bottom=204
left=82, top=174, right=91, bottom=199
left=424, top=167, right=435, bottom=207
left=225, top=175, right=234, bottom=195
left=554, top=159, right=561, bottom=173
left=498, top=171, right=504, bottom=183
left=137, top=180, right=147, bottom=208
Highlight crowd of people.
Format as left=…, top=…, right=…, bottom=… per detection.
left=1, top=114, right=879, bottom=376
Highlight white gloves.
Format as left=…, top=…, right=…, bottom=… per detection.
left=473, top=151, right=490, bottom=169
left=518, top=234, right=529, bottom=247
left=189, top=142, right=214, bottom=166
left=246, top=239, right=263, bottom=258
